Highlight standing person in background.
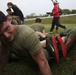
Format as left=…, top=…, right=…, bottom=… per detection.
left=49, top=0, right=66, bottom=33
left=7, top=2, right=24, bottom=24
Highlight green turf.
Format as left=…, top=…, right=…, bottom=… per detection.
left=25, top=15, right=76, bottom=25
left=0, top=16, right=76, bottom=75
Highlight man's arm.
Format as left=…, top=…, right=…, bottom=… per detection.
left=36, top=31, right=46, bottom=38
left=32, top=50, right=52, bottom=75
left=42, top=29, right=47, bottom=36
left=0, top=45, right=9, bottom=71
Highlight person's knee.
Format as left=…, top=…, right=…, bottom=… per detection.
left=65, top=38, right=73, bottom=51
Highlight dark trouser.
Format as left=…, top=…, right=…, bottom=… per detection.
left=50, top=17, right=65, bottom=32
left=39, top=36, right=47, bottom=41
left=21, top=20, right=24, bottom=25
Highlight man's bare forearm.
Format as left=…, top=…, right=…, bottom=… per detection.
left=32, top=50, right=52, bottom=75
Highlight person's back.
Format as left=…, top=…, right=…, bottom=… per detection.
left=31, top=18, right=47, bottom=41
left=31, top=23, right=45, bottom=33
left=52, top=3, right=60, bottom=18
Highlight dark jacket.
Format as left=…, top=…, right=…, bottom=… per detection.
left=12, top=6, right=24, bottom=21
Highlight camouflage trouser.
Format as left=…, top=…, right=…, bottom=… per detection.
left=12, top=16, right=21, bottom=25
left=16, top=17, right=21, bottom=25
left=11, top=19, right=18, bottom=25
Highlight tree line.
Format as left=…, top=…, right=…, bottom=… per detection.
left=25, top=9, right=76, bottom=19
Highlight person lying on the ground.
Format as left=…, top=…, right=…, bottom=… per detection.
left=0, top=11, right=52, bottom=75
left=30, top=18, right=47, bottom=41
left=59, top=27, right=76, bottom=51
left=40, top=27, right=76, bottom=60
left=10, top=27, right=75, bottom=63
left=41, top=27, right=76, bottom=52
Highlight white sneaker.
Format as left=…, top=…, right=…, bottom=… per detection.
left=65, top=26, right=67, bottom=30
left=48, top=32, right=53, bottom=34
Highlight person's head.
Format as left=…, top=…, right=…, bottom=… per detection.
left=7, top=2, right=14, bottom=8
left=0, top=11, right=16, bottom=42
left=7, top=15, right=12, bottom=23
left=35, top=18, right=41, bottom=23
left=53, top=1, right=59, bottom=5
left=6, top=8, right=12, bottom=15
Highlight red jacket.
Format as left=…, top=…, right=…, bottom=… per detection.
left=52, top=4, right=60, bottom=18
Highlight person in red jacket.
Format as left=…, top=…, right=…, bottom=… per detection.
left=49, top=0, right=66, bottom=33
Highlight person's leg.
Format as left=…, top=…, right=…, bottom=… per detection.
left=65, top=38, right=73, bottom=51
left=65, top=28, right=76, bottom=51
left=50, top=18, right=55, bottom=32
left=56, top=26, right=58, bottom=32
left=40, top=40, right=46, bottom=48
left=61, top=36, right=66, bottom=43
left=56, top=18, right=66, bottom=29
left=21, top=20, right=24, bottom=25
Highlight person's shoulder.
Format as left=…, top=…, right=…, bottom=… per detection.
left=35, top=23, right=43, bottom=26
left=31, top=23, right=36, bottom=26
left=17, top=25, right=34, bottom=31
left=38, top=24, right=44, bottom=27
left=31, top=23, right=38, bottom=28
left=16, top=25, right=30, bottom=28
left=16, top=25, right=34, bottom=35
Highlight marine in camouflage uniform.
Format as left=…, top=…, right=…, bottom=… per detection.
left=60, top=27, right=76, bottom=51
left=30, top=18, right=47, bottom=41
left=1, top=25, right=49, bottom=62
left=11, top=16, right=21, bottom=25
left=0, top=11, right=52, bottom=75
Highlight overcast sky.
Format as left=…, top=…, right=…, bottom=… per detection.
left=1, top=0, right=76, bottom=17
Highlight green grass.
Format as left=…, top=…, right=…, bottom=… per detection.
left=0, top=16, right=76, bottom=75
left=25, top=15, right=76, bottom=25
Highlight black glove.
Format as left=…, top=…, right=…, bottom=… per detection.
left=59, top=32, right=67, bottom=37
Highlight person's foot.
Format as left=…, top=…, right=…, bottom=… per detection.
left=47, top=31, right=53, bottom=34
left=56, top=30, right=58, bottom=33
left=64, top=26, right=67, bottom=30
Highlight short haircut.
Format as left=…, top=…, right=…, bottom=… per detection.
left=7, top=2, right=13, bottom=6
left=6, top=8, right=11, bottom=11
left=35, top=18, right=41, bottom=23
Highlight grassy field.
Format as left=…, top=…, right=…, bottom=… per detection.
left=25, top=16, right=76, bottom=25
left=0, top=16, right=76, bottom=75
